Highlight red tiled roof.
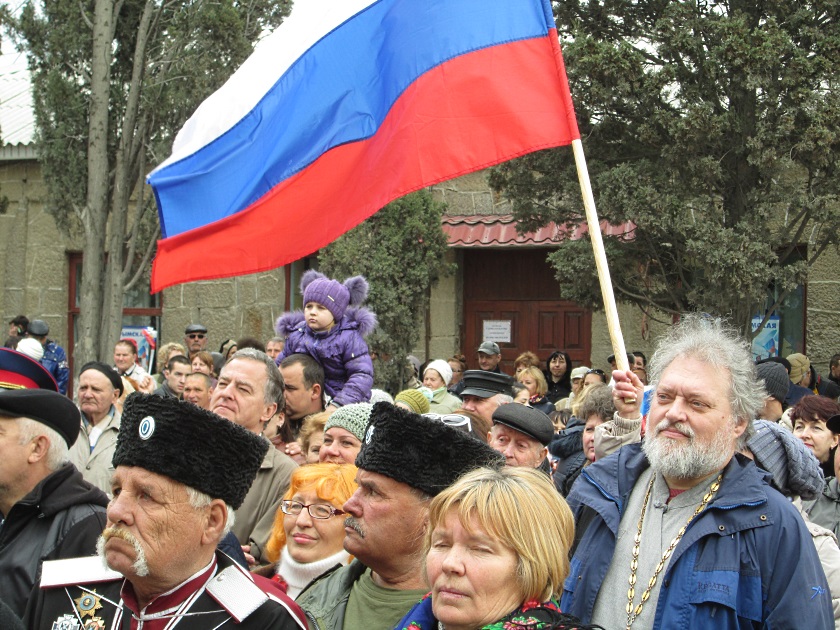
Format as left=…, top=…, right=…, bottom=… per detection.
left=442, top=214, right=635, bottom=247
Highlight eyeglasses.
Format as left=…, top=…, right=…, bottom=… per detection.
left=280, top=500, right=345, bottom=520
left=187, top=333, right=206, bottom=339
left=586, top=369, right=606, bottom=376
left=422, top=413, right=472, bottom=433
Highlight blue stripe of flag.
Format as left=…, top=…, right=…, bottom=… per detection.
left=149, top=0, right=555, bottom=238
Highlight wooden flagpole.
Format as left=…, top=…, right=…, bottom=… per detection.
left=571, top=138, right=632, bottom=375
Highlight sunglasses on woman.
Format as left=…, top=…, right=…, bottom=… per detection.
left=422, top=413, right=472, bottom=433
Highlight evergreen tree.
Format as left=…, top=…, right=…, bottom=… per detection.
left=490, top=0, right=840, bottom=334
left=6, top=0, right=291, bottom=365
left=319, top=190, right=453, bottom=394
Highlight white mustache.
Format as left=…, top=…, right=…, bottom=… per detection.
left=97, top=527, right=149, bottom=577
left=651, top=419, right=695, bottom=439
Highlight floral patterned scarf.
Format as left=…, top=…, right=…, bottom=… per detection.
left=398, top=594, right=602, bottom=630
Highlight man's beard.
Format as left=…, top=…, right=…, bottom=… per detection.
left=643, top=417, right=734, bottom=481
left=97, top=527, right=150, bottom=577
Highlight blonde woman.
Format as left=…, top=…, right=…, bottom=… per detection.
left=517, top=366, right=554, bottom=415
left=396, top=467, right=599, bottom=630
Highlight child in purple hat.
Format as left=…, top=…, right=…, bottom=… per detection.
left=275, top=270, right=376, bottom=409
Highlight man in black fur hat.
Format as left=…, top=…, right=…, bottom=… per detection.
left=297, top=402, right=504, bottom=630
left=25, top=393, right=307, bottom=629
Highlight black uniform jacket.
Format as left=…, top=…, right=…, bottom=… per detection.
left=24, top=550, right=307, bottom=629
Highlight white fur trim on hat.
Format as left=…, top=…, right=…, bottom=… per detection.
left=424, top=359, right=453, bottom=387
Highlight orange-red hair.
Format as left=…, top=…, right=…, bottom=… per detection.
left=264, top=463, right=358, bottom=564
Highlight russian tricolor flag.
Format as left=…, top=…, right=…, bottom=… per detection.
left=148, top=0, right=580, bottom=292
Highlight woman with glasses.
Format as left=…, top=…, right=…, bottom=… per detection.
left=447, top=355, right=467, bottom=391
left=263, top=463, right=358, bottom=598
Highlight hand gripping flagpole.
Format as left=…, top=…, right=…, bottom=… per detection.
left=571, top=139, right=635, bottom=400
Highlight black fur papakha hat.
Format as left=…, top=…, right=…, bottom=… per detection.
left=114, top=393, right=268, bottom=509
left=356, top=402, right=504, bottom=496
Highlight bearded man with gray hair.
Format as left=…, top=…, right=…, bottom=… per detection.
left=25, top=393, right=306, bottom=629
left=561, top=314, right=832, bottom=628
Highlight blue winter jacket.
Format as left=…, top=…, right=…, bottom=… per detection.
left=561, top=443, right=833, bottom=629
left=40, top=340, right=69, bottom=395
left=276, top=307, right=376, bottom=407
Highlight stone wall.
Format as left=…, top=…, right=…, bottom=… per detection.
left=589, top=304, right=671, bottom=373
left=807, top=246, right=840, bottom=372
left=0, top=157, right=286, bottom=363
left=160, top=270, right=286, bottom=351
left=0, top=159, right=75, bottom=347
left=432, top=171, right=510, bottom=215
left=411, top=249, right=463, bottom=362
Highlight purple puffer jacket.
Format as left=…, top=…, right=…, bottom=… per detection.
left=275, top=307, right=377, bottom=406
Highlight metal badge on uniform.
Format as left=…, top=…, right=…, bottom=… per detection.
left=83, top=618, right=106, bottom=630
left=138, top=416, right=156, bottom=440
left=75, top=590, right=103, bottom=618
left=51, top=615, right=81, bottom=630
left=365, top=424, right=375, bottom=444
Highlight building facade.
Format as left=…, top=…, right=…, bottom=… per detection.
left=2, top=51, right=838, bottom=388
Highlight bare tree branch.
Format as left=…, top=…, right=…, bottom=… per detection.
left=125, top=223, right=159, bottom=292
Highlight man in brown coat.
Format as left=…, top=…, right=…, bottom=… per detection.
left=210, top=348, right=297, bottom=561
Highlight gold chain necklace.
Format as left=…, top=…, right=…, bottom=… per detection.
left=624, top=471, right=723, bottom=630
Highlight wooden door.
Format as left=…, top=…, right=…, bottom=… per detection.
left=464, top=300, right=591, bottom=373
left=461, top=249, right=591, bottom=373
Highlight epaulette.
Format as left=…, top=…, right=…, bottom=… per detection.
left=205, top=564, right=268, bottom=623
left=40, top=556, right=122, bottom=588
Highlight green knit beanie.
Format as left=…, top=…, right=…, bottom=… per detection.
left=324, top=403, right=373, bottom=441
left=394, top=389, right=431, bottom=415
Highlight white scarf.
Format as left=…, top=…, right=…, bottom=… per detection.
left=277, top=547, right=350, bottom=599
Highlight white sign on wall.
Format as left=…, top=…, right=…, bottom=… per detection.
left=482, top=320, right=511, bottom=344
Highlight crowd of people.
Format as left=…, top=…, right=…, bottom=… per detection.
left=3, top=272, right=840, bottom=628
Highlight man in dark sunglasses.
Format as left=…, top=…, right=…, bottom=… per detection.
left=184, top=324, right=209, bottom=358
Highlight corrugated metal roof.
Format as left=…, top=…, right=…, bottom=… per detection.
left=442, top=214, right=635, bottom=247
left=0, top=50, right=35, bottom=147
